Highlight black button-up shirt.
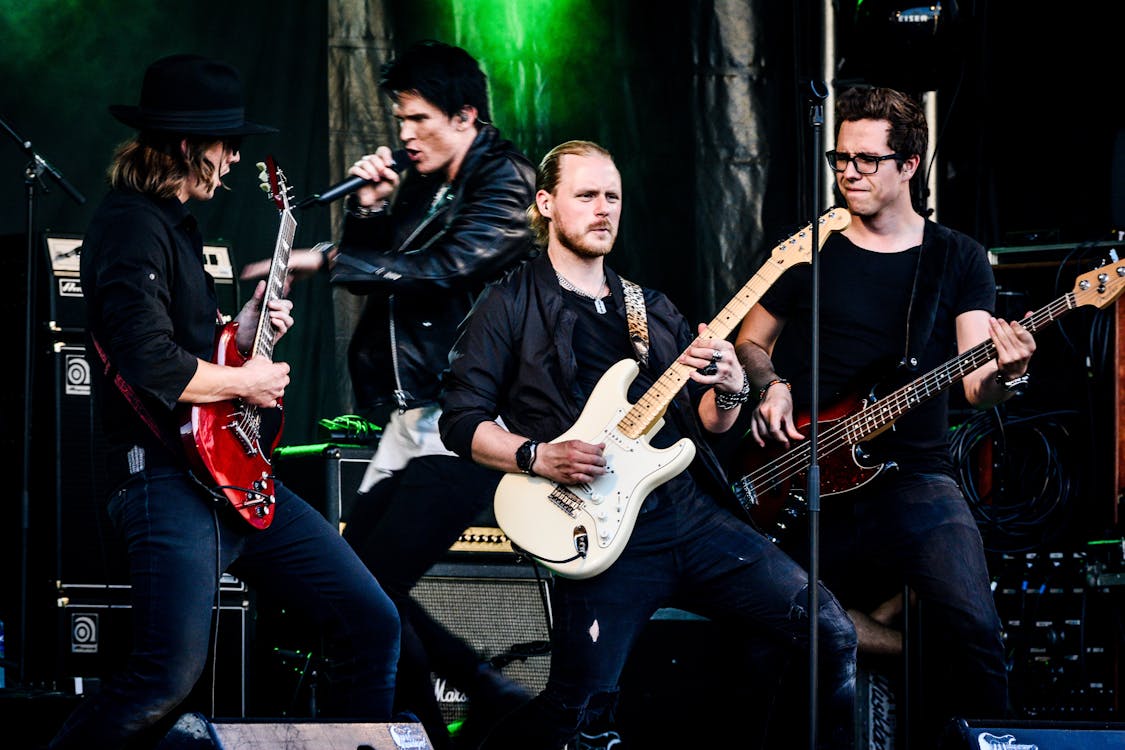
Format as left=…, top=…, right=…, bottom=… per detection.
left=80, top=188, right=221, bottom=477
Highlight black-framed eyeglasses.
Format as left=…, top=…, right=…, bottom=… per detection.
left=222, top=137, right=243, bottom=154
left=824, top=150, right=904, bottom=174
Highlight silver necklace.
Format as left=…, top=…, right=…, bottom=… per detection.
left=556, top=270, right=608, bottom=314
left=426, top=182, right=452, bottom=216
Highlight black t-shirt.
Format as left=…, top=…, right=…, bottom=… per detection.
left=563, top=287, right=697, bottom=506
left=759, top=229, right=995, bottom=474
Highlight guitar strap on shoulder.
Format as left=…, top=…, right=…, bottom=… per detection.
left=620, top=277, right=649, bottom=367
left=900, top=220, right=950, bottom=372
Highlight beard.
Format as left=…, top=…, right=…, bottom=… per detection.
left=555, top=220, right=616, bottom=259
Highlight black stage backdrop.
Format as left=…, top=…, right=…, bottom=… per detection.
left=4, top=1, right=1123, bottom=444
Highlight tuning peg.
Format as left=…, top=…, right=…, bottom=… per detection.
left=256, top=162, right=266, bottom=171
left=259, top=183, right=271, bottom=193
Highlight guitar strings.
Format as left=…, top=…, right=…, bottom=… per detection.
left=741, top=295, right=1073, bottom=496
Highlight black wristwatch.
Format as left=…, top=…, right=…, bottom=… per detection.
left=515, top=439, right=540, bottom=476
left=995, top=370, right=1030, bottom=396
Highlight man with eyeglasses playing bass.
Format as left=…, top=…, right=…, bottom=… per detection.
left=733, top=85, right=1034, bottom=746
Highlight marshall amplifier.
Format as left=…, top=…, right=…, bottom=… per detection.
left=43, top=233, right=238, bottom=332
left=411, top=561, right=552, bottom=726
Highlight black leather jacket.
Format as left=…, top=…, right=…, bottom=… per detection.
left=331, top=125, right=536, bottom=414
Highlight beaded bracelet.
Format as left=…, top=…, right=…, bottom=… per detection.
left=346, top=197, right=388, bottom=218
left=757, top=377, right=791, bottom=402
left=714, top=369, right=750, bottom=411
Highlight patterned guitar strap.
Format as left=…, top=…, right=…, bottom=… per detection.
left=621, top=277, right=649, bottom=367
left=89, top=333, right=182, bottom=462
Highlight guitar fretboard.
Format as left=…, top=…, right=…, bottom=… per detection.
left=618, top=208, right=850, bottom=439
left=252, top=209, right=296, bottom=362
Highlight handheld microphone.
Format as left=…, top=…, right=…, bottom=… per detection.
left=312, top=174, right=373, bottom=205
left=309, top=150, right=404, bottom=206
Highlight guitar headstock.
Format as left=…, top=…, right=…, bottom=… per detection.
left=766, top=207, right=852, bottom=269
left=258, top=155, right=292, bottom=213
left=1072, top=259, right=1125, bottom=309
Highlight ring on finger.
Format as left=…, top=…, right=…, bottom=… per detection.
left=700, top=363, right=718, bottom=376
left=711, top=349, right=723, bottom=363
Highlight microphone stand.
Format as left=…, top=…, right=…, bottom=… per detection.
left=1, top=115, right=85, bottom=687
left=804, top=80, right=828, bottom=750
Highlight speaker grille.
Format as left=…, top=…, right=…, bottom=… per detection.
left=410, top=564, right=552, bottom=725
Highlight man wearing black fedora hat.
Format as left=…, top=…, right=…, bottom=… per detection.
left=47, top=54, right=401, bottom=749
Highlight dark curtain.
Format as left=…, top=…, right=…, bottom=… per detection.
left=4, top=2, right=1124, bottom=445
left=0, top=0, right=335, bottom=446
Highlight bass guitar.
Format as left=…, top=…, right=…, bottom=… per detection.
left=493, top=207, right=852, bottom=578
left=179, top=156, right=294, bottom=530
left=732, top=259, right=1125, bottom=544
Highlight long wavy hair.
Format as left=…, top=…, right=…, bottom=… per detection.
left=107, top=132, right=228, bottom=198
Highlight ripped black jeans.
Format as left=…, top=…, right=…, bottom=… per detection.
left=479, top=486, right=857, bottom=750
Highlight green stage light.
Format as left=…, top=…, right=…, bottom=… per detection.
left=403, top=0, right=609, bottom=158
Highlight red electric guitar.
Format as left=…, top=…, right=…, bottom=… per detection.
left=732, top=259, right=1125, bottom=544
left=180, top=156, right=294, bottom=530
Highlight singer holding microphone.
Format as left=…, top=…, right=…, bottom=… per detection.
left=242, top=39, right=536, bottom=749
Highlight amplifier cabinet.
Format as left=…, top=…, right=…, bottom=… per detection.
left=249, top=560, right=553, bottom=725
left=55, top=576, right=251, bottom=717
left=410, top=562, right=552, bottom=726
left=43, top=233, right=238, bottom=334
left=47, top=340, right=123, bottom=586
left=272, top=444, right=375, bottom=532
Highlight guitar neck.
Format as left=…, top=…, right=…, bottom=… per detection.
left=251, top=209, right=297, bottom=361
left=618, top=211, right=848, bottom=440
left=618, top=251, right=793, bottom=438
left=840, top=290, right=1077, bottom=440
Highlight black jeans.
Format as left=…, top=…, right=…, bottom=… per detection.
left=480, top=487, right=858, bottom=750
left=49, top=467, right=400, bottom=750
left=787, top=470, right=1009, bottom=738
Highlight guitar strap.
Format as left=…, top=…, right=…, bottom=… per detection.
left=89, top=333, right=183, bottom=459
left=89, top=329, right=221, bottom=502
left=621, top=277, right=649, bottom=367
left=900, top=220, right=951, bottom=372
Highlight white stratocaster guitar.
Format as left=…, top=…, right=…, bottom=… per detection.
left=493, top=207, right=852, bottom=578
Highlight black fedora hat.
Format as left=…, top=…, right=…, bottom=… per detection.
left=110, top=54, right=277, bottom=136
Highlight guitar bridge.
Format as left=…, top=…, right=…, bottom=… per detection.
left=548, top=485, right=583, bottom=518
left=733, top=476, right=758, bottom=506
left=224, top=408, right=263, bottom=457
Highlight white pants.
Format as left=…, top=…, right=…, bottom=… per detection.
left=358, top=404, right=456, bottom=493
